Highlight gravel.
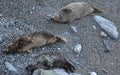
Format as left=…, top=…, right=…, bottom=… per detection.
left=0, top=0, right=120, bottom=75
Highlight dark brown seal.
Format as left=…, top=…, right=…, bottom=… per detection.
left=26, top=51, right=75, bottom=75
left=4, top=31, right=67, bottom=54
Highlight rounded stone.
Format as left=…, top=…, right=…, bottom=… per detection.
left=74, top=44, right=82, bottom=53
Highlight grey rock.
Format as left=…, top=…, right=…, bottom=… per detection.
left=89, top=72, right=97, bottom=75
left=33, top=69, right=68, bottom=75
left=71, top=26, right=78, bottom=33
left=5, top=61, right=18, bottom=72
left=33, top=69, right=81, bottom=75
left=74, top=44, right=82, bottom=53
left=33, top=69, right=41, bottom=75
left=70, top=73, right=81, bottom=75
left=53, top=69, right=69, bottom=75
left=103, top=39, right=110, bottom=53
left=93, top=15, right=119, bottom=39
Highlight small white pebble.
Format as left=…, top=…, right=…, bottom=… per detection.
left=30, top=12, right=33, bottom=14
left=71, top=26, right=78, bottom=33
left=10, top=2, right=13, bottom=4
left=58, top=48, right=61, bottom=50
left=92, top=25, right=97, bottom=30
left=74, top=44, right=82, bottom=53
left=42, top=48, right=45, bottom=50
left=32, top=7, right=35, bottom=10
left=89, top=72, right=97, bottom=75
left=100, top=31, right=107, bottom=37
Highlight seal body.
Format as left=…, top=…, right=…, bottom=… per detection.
left=26, top=51, right=75, bottom=75
left=4, top=31, right=67, bottom=53
left=51, top=2, right=103, bottom=23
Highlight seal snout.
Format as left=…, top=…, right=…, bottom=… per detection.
left=51, top=15, right=55, bottom=20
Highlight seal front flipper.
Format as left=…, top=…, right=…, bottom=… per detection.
left=92, top=6, right=104, bottom=13
left=26, top=49, right=32, bottom=53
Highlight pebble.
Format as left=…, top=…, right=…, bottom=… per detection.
left=58, top=48, right=61, bottom=50
left=63, top=32, right=69, bottom=36
left=71, top=26, right=78, bottom=33
left=32, top=7, right=35, bottom=10
left=100, top=31, right=107, bottom=37
left=5, top=61, right=18, bottom=72
left=102, top=68, right=108, bottom=73
left=47, top=14, right=52, bottom=18
left=93, top=15, right=119, bottom=39
left=74, top=44, right=82, bottom=53
left=103, top=39, right=110, bottom=53
left=89, top=72, right=97, bottom=75
left=10, top=2, right=13, bottom=4
left=71, top=73, right=81, bottom=75
left=92, top=25, right=97, bottom=30
left=31, top=54, right=36, bottom=58
left=0, top=14, right=3, bottom=17
left=30, top=12, right=33, bottom=14
left=0, top=34, right=2, bottom=42
left=42, top=48, right=45, bottom=50
left=47, top=14, right=52, bottom=17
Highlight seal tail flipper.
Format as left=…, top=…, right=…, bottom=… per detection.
left=92, top=6, right=104, bottom=13
left=63, top=62, right=75, bottom=73
left=55, top=35, right=67, bottom=43
left=26, top=64, right=37, bottom=75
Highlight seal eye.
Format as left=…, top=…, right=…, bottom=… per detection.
left=61, top=8, right=73, bottom=14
